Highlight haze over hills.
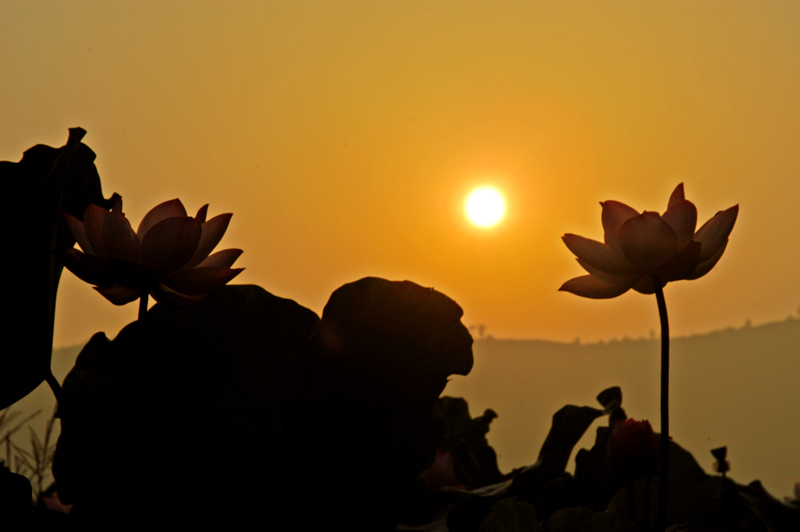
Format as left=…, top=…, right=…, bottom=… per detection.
left=7, top=317, right=800, bottom=500
left=445, top=315, right=800, bottom=499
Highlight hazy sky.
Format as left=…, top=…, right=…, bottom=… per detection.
left=4, top=1, right=800, bottom=347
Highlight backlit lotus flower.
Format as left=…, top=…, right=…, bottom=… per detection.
left=560, top=184, right=738, bottom=298
left=62, top=197, right=243, bottom=306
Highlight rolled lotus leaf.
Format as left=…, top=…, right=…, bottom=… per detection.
left=0, top=128, right=115, bottom=408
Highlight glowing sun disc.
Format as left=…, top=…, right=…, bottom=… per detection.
left=465, top=186, right=506, bottom=228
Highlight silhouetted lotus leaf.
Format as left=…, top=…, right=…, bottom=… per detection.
left=535, top=405, right=605, bottom=474
left=736, top=480, right=800, bottom=531
left=596, top=386, right=622, bottom=411
left=605, top=438, right=712, bottom=528
left=54, top=285, right=318, bottom=528
left=0, top=128, right=116, bottom=408
left=447, top=399, right=606, bottom=531
left=55, top=279, right=473, bottom=530
left=435, top=396, right=503, bottom=490
left=607, top=471, right=783, bottom=530
left=478, top=497, right=541, bottom=532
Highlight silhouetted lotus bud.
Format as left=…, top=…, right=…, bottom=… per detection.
left=607, top=418, right=660, bottom=479
left=711, top=446, right=730, bottom=475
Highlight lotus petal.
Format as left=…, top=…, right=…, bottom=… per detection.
left=137, top=199, right=187, bottom=238
left=160, top=266, right=243, bottom=295
left=662, top=199, right=697, bottom=249
left=83, top=205, right=139, bottom=263
left=559, top=275, right=633, bottom=299
left=61, top=248, right=107, bottom=286
left=562, top=234, right=636, bottom=275
left=184, top=213, right=233, bottom=269
left=694, top=205, right=739, bottom=261
left=150, top=282, right=207, bottom=307
left=95, top=285, right=141, bottom=305
left=62, top=211, right=94, bottom=255
left=618, top=212, right=680, bottom=271
left=601, top=200, right=639, bottom=250
left=196, top=249, right=243, bottom=269
left=688, top=240, right=728, bottom=280
left=576, top=259, right=641, bottom=289
left=195, top=204, right=209, bottom=224
left=140, top=217, right=202, bottom=274
left=654, top=240, right=701, bottom=282
left=104, top=258, right=149, bottom=290
left=667, top=183, right=685, bottom=209
left=631, top=275, right=661, bottom=295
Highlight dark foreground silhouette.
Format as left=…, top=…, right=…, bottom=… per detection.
left=54, top=279, right=475, bottom=530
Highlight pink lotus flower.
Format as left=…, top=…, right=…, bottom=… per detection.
left=420, top=449, right=467, bottom=491
left=560, top=184, right=738, bottom=298
left=62, top=197, right=243, bottom=306
left=607, top=418, right=660, bottom=479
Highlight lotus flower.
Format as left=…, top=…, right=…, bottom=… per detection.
left=607, top=418, right=660, bottom=479
left=560, top=184, right=738, bottom=298
left=62, top=197, right=243, bottom=306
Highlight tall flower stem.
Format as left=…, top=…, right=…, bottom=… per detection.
left=653, top=277, right=669, bottom=531
left=138, top=290, right=149, bottom=322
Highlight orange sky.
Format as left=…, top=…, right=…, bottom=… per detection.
left=3, top=1, right=800, bottom=347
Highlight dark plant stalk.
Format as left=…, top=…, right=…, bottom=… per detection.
left=45, top=371, right=62, bottom=405
left=653, top=277, right=669, bottom=532
left=138, top=290, right=149, bottom=321
left=644, top=474, right=652, bottom=529
left=627, top=480, right=636, bottom=522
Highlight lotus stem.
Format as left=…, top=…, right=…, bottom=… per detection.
left=644, top=474, right=652, bottom=529
left=653, top=277, right=669, bottom=531
left=45, top=370, right=62, bottom=406
left=138, top=290, right=149, bottom=322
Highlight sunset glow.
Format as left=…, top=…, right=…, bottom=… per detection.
left=4, top=1, right=800, bottom=500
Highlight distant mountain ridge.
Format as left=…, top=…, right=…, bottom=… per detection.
left=445, top=316, right=800, bottom=500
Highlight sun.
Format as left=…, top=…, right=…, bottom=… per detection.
left=464, top=186, right=507, bottom=228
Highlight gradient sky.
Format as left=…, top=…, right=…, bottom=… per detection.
left=4, top=1, right=800, bottom=347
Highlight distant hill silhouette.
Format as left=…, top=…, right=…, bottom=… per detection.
left=445, top=316, right=800, bottom=500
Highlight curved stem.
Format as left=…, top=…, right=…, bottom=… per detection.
left=45, top=370, right=62, bottom=405
left=654, top=277, right=669, bottom=531
left=138, top=289, right=149, bottom=322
